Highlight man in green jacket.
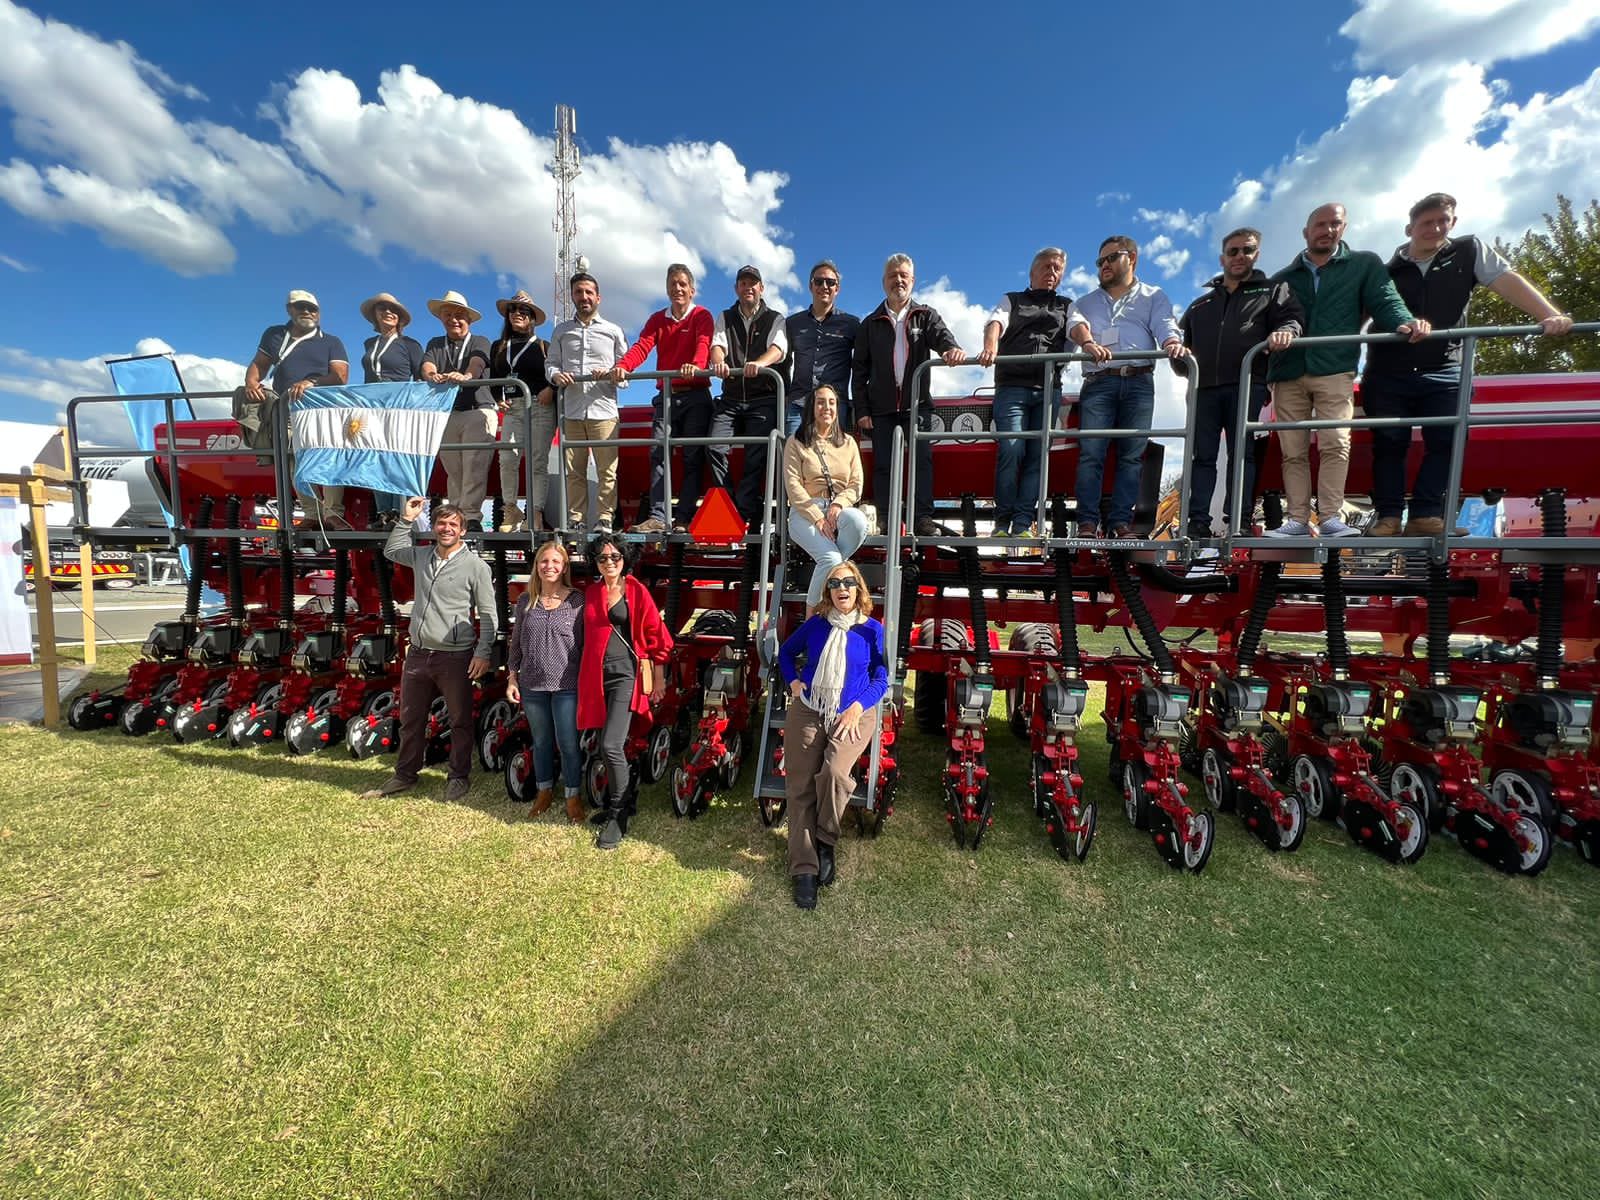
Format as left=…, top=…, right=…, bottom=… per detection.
left=1264, top=203, right=1430, bottom=538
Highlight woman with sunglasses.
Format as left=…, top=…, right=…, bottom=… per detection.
left=490, top=290, right=553, bottom=532
left=783, top=383, right=869, bottom=606
left=506, top=538, right=586, bottom=822
left=777, top=559, right=886, bottom=909
left=359, top=293, right=426, bottom=525
left=577, top=535, right=674, bottom=850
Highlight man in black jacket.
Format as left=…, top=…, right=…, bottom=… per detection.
left=1176, top=228, right=1303, bottom=536
left=1363, top=192, right=1572, bottom=537
left=709, top=264, right=788, bottom=530
left=851, top=253, right=967, bottom=535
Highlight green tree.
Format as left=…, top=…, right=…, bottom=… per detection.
left=1468, top=194, right=1600, bottom=374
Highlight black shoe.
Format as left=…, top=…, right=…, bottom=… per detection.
left=817, top=841, right=836, bottom=887
left=793, top=873, right=818, bottom=909
left=466, top=519, right=484, bottom=533
left=596, top=810, right=624, bottom=851
left=914, top=517, right=942, bottom=537
left=1186, top=519, right=1213, bottom=539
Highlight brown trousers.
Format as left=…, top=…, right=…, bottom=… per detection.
left=784, top=701, right=877, bottom=876
left=1270, top=372, right=1355, bottom=524
left=395, top=646, right=476, bottom=784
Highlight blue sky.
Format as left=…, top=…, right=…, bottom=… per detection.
left=1, top=0, right=1597, bottom=443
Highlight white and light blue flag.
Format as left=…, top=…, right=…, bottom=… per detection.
left=290, top=382, right=458, bottom=497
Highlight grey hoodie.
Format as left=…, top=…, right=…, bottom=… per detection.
left=385, top=525, right=497, bottom=656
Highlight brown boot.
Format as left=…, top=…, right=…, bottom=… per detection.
left=530, top=787, right=554, bottom=816
left=565, top=792, right=587, bottom=823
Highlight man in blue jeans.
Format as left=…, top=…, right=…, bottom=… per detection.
left=1066, top=236, right=1185, bottom=537
left=1174, top=227, right=1303, bottom=536
left=976, top=247, right=1072, bottom=536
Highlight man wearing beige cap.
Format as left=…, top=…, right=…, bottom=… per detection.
left=420, top=290, right=494, bottom=529
left=239, top=289, right=351, bottom=526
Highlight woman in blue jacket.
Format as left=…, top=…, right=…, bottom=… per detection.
left=778, top=559, right=887, bottom=910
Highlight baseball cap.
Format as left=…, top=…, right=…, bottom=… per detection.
left=735, top=265, right=762, bottom=283
left=286, top=289, right=319, bottom=308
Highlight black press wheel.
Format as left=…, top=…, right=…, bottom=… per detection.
left=1292, top=753, right=1340, bottom=821
left=759, top=791, right=786, bottom=828
left=1122, top=759, right=1152, bottom=830
left=1507, top=809, right=1553, bottom=877
left=476, top=697, right=515, bottom=772
left=717, top=730, right=745, bottom=792
left=1200, top=746, right=1237, bottom=813
left=639, top=724, right=673, bottom=786
left=1390, top=762, right=1444, bottom=832
left=669, top=763, right=701, bottom=819
left=1490, top=768, right=1558, bottom=831
left=1393, top=798, right=1429, bottom=865
left=503, top=745, right=531, bottom=803
left=1179, top=803, right=1216, bottom=873
left=1271, top=785, right=1308, bottom=853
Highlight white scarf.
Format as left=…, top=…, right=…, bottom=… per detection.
left=804, top=608, right=863, bottom=726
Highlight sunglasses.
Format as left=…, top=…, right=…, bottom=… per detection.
left=1095, top=252, right=1129, bottom=267
left=826, top=577, right=859, bottom=591
left=507, top=306, right=535, bottom=317
left=291, top=303, right=319, bottom=313
left=595, top=552, right=623, bottom=564
left=1223, top=245, right=1259, bottom=257
left=811, top=277, right=840, bottom=289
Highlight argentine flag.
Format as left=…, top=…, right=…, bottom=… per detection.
left=290, top=382, right=458, bottom=498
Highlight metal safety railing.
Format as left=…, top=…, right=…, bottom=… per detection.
left=905, top=349, right=1200, bottom=548
left=65, top=376, right=537, bottom=547
left=551, top=366, right=785, bottom=540
left=1230, top=321, right=1600, bottom=557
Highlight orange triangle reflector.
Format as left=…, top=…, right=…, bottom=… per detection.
left=687, top=487, right=747, bottom=546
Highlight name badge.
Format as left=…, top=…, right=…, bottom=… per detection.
left=1100, top=327, right=1121, bottom=346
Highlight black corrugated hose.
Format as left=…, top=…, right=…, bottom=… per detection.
left=1108, top=550, right=1175, bottom=677
left=332, top=547, right=349, bottom=628
left=224, top=495, right=245, bottom=626
left=1426, top=559, right=1451, bottom=682
left=375, top=553, right=396, bottom=629
left=1537, top=488, right=1567, bottom=686
left=1236, top=561, right=1281, bottom=676
left=184, top=495, right=216, bottom=624
left=733, top=551, right=757, bottom=651
left=1321, top=556, right=1350, bottom=676
left=663, top=543, right=685, bottom=632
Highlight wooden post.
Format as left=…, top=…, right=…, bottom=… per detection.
left=57, top=428, right=96, bottom=666
left=24, top=476, right=60, bottom=728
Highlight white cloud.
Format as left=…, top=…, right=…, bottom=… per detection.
left=1142, top=235, right=1191, bottom=280
left=0, top=2, right=798, bottom=319
left=1096, top=191, right=1130, bottom=206
left=1342, top=0, right=1600, bottom=71
left=0, top=251, right=33, bottom=271
left=1136, top=207, right=1206, bottom=237
left=911, top=276, right=993, bottom=397
left=0, top=340, right=246, bottom=445
left=1064, top=266, right=1099, bottom=295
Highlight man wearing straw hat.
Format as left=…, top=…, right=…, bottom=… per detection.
left=420, top=290, right=494, bottom=530
left=238, top=288, right=350, bottom=527
left=358, top=292, right=425, bottom=525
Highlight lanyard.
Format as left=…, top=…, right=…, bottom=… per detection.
left=504, top=337, right=534, bottom=375
left=368, top=334, right=396, bottom=379
left=446, top=337, right=472, bottom=372
left=277, top=327, right=316, bottom=365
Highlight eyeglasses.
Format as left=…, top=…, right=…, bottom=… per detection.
left=826, top=577, right=859, bottom=591
left=1223, top=245, right=1259, bottom=257
left=811, top=277, right=840, bottom=289
left=1095, top=252, right=1129, bottom=267
left=594, top=552, right=623, bottom=564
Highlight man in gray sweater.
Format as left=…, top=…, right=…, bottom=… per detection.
left=362, top=499, right=497, bottom=802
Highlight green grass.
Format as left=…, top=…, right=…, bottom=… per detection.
left=2, top=655, right=1598, bottom=1199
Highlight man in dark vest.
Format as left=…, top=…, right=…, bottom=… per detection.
left=1175, top=228, right=1303, bottom=537
left=976, top=247, right=1073, bottom=536
left=709, top=264, right=788, bottom=530
left=1364, top=192, right=1573, bottom=537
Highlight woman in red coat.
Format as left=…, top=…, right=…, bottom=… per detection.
left=579, top=533, right=674, bottom=850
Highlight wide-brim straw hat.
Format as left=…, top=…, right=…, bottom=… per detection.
left=426, top=290, right=482, bottom=323
left=360, top=292, right=412, bottom=329
left=496, top=288, right=548, bottom=325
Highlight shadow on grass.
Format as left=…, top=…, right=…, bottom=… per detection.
left=428, top=720, right=1600, bottom=1200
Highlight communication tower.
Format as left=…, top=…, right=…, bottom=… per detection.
left=552, top=104, right=582, bottom=325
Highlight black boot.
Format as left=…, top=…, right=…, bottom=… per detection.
left=596, top=807, right=625, bottom=851
left=817, top=841, right=836, bottom=887
left=793, top=873, right=818, bottom=910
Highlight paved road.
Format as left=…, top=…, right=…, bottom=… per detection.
left=27, top=584, right=186, bottom=649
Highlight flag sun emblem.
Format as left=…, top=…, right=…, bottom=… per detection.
left=344, top=415, right=365, bottom=440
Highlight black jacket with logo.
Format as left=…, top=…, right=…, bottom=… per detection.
left=850, top=300, right=961, bottom=417
left=1177, top=270, right=1303, bottom=389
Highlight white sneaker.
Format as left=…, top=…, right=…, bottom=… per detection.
left=1318, top=517, right=1361, bottom=538
left=1264, top=520, right=1313, bottom=538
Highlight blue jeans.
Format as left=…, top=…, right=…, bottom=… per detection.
left=788, top=500, right=869, bottom=606
left=1190, top=382, right=1268, bottom=529
left=522, top=689, right=581, bottom=792
left=1363, top=371, right=1460, bottom=520
left=992, top=385, right=1046, bottom=532
left=1074, top=372, right=1154, bottom=529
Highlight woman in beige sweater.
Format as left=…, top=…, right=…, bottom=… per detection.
left=784, top=384, right=869, bottom=606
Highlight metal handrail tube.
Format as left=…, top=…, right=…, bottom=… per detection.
left=1228, top=321, right=1600, bottom=541
left=872, top=422, right=908, bottom=813
left=905, top=348, right=1198, bottom=542
left=549, top=366, right=784, bottom=533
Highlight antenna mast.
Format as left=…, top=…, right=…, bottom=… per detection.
left=552, top=104, right=582, bottom=325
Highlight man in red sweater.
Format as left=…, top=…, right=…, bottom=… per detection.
left=611, top=263, right=715, bottom=533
